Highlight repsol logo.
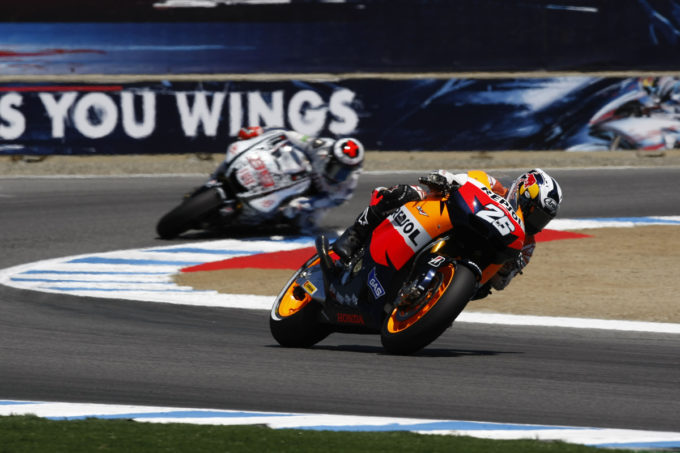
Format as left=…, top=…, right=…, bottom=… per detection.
left=391, top=208, right=422, bottom=246
left=481, top=186, right=521, bottom=224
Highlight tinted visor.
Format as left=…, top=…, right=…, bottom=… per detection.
left=524, top=204, right=553, bottom=235
left=325, top=159, right=354, bottom=183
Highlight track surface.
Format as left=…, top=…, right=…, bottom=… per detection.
left=1, top=168, right=679, bottom=432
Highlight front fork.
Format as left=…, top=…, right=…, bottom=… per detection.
left=392, top=240, right=483, bottom=312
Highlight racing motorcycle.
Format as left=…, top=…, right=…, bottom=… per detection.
left=156, top=132, right=319, bottom=239
left=571, top=77, right=680, bottom=151
left=270, top=178, right=525, bottom=355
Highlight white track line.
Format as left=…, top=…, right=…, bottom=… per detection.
left=1, top=400, right=679, bottom=450
left=0, top=217, right=679, bottom=333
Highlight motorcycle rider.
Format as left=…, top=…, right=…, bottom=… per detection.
left=217, top=126, right=364, bottom=232
left=331, top=168, right=563, bottom=296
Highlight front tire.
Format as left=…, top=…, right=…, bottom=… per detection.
left=156, top=188, right=225, bottom=239
left=380, top=264, right=477, bottom=355
left=270, top=258, right=331, bottom=348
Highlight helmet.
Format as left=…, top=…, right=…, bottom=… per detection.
left=324, top=137, right=364, bottom=183
left=508, top=168, right=562, bottom=235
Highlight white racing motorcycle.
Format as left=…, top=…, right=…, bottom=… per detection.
left=156, top=132, right=320, bottom=239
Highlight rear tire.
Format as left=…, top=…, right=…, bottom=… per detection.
left=380, top=264, right=477, bottom=355
left=156, top=188, right=225, bottom=239
left=270, top=259, right=331, bottom=348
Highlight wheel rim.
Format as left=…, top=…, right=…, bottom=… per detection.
left=386, top=264, right=455, bottom=333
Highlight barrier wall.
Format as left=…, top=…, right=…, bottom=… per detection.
left=2, top=77, right=680, bottom=154
left=3, top=1, right=680, bottom=153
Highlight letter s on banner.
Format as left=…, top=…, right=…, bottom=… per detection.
left=0, top=93, right=26, bottom=140
left=328, top=88, right=359, bottom=135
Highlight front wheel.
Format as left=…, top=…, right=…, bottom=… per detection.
left=270, top=257, right=331, bottom=348
left=156, top=188, right=225, bottom=239
left=380, top=264, right=477, bottom=355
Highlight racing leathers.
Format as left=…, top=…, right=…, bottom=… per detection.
left=214, top=126, right=363, bottom=231
left=331, top=169, right=536, bottom=297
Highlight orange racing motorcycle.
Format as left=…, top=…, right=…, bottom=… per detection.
left=270, top=178, right=526, bottom=354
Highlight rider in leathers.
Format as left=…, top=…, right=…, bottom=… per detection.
left=331, top=168, right=563, bottom=298
left=218, top=126, right=364, bottom=232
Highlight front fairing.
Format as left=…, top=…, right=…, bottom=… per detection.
left=369, top=199, right=453, bottom=271
left=446, top=179, right=525, bottom=263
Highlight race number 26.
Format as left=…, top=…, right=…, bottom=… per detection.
left=476, top=204, right=515, bottom=235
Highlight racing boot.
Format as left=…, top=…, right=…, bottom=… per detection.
left=333, top=184, right=423, bottom=264
left=332, top=206, right=381, bottom=264
left=332, top=226, right=365, bottom=263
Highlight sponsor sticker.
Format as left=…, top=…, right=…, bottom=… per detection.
left=303, top=281, right=317, bottom=295
left=337, top=313, right=365, bottom=325
left=428, top=256, right=446, bottom=267
left=367, top=267, right=386, bottom=299
left=390, top=206, right=431, bottom=251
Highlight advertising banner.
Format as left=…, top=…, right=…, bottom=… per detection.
left=2, top=0, right=680, bottom=74
left=2, top=76, right=680, bottom=154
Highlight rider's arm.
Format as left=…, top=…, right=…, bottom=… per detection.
left=418, top=170, right=468, bottom=197
left=281, top=129, right=314, bottom=149
left=280, top=170, right=359, bottom=223
left=465, top=170, right=509, bottom=197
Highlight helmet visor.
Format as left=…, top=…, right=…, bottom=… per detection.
left=325, top=159, right=354, bottom=183
left=524, top=204, right=553, bottom=234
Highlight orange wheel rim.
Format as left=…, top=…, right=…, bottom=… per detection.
left=387, top=264, right=455, bottom=333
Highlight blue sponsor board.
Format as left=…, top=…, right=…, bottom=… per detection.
left=2, top=0, right=680, bottom=73
left=1, top=76, right=679, bottom=153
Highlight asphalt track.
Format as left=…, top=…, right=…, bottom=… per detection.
left=0, top=167, right=679, bottom=433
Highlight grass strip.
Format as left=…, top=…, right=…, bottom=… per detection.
left=0, top=415, right=645, bottom=453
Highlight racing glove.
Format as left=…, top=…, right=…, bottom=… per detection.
left=281, top=197, right=313, bottom=219
left=418, top=170, right=460, bottom=195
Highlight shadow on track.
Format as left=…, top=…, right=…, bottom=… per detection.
left=268, top=343, right=519, bottom=358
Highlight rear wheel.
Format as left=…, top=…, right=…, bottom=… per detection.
left=270, top=258, right=331, bottom=347
left=156, top=188, right=225, bottom=239
left=380, top=264, right=477, bottom=355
